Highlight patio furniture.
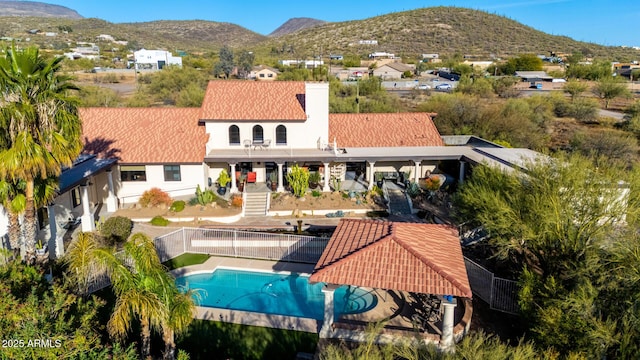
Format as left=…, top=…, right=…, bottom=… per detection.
left=246, top=171, right=257, bottom=183
left=243, top=139, right=251, bottom=149
left=252, top=139, right=271, bottom=150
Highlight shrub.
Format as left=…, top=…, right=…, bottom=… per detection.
left=286, top=164, right=310, bottom=197
left=407, top=182, right=422, bottom=198
left=150, top=216, right=170, bottom=226
left=101, top=216, right=132, bottom=245
left=169, top=200, right=185, bottom=212
left=230, top=195, right=243, bottom=208
left=139, top=188, right=172, bottom=208
left=311, top=190, right=322, bottom=197
left=195, top=184, right=217, bottom=206
left=308, top=171, right=321, bottom=188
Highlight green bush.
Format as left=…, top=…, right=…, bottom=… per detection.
left=286, top=164, right=310, bottom=197
left=311, top=190, right=322, bottom=197
left=169, top=200, right=186, bottom=212
left=150, top=216, right=170, bottom=227
left=101, top=216, right=132, bottom=245
left=194, top=185, right=217, bottom=206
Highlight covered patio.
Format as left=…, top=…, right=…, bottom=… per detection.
left=309, top=219, right=473, bottom=350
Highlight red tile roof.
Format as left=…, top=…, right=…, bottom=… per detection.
left=329, top=113, right=443, bottom=147
left=200, top=80, right=307, bottom=121
left=80, top=108, right=207, bottom=164
left=310, top=219, right=472, bottom=298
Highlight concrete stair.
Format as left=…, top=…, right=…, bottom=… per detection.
left=244, top=192, right=269, bottom=217
left=387, top=188, right=412, bottom=216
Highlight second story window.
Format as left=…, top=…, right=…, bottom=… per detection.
left=252, top=125, right=264, bottom=143
left=229, top=125, right=240, bottom=145
left=276, top=125, right=287, bottom=145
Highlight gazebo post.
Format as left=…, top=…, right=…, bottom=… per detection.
left=440, top=296, right=457, bottom=352
left=320, top=284, right=339, bottom=338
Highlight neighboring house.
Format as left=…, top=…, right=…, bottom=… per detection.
left=373, top=62, right=414, bottom=80
left=134, top=49, right=182, bottom=70
left=279, top=60, right=324, bottom=68
left=64, top=45, right=100, bottom=60
left=249, top=65, right=279, bottom=81
left=515, top=71, right=553, bottom=82
left=368, top=52, right=395, bottom=59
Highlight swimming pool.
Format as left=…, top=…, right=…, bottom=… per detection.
left=175, top=268, right=378, bottom=320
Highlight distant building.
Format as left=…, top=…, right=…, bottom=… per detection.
left=278, top=59, right=324, bottom=68
left=372, top=62, right=413, bottom=80
left=358, top=40, right=378, bottom=45
left=96, top=34, right=115, bottom=42
left=330, top=54, right=344, bottom=61
left=249, top=65, right=280, bottom=81
left=64, top=44, right=100, bottom=60
left=134, top=49, right=182, bottom=70
left=422, top=54, right=439, bottom=60
left=368, top=52, right=395, bottom=60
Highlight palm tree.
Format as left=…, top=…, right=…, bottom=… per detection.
left=159, top=281, right=197, bottom=360
left=0, top=44, right=82, bottom=262
left=0, top=179, right=25, bottom=254
left=65, top=231, right=197, bottom=359
left=66, top=232, right=168, bottom=359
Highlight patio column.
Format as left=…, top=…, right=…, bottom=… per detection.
left=413, top=159, right=422, bottom=182
left=367, top=161, right=375, bottom=190
left=277, top=162, right=285, bottom=193
left=320, top=284, right=339, bottom=338
left=47, top=204, right=61, bottom=259
left=80, top=182, right=94, bottom=232
left=459, top=161, right=466, bottom=184
left=230, top=163, right=238, bottom=193
left=440, top=296, right=458, bottom=352
left=323, top=162, right=331, bottom=192
left=106, top=169, right=117, bottom=212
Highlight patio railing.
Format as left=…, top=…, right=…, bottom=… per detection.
left=157, top=227, right=328, bottom=264
left=464, top=257, right=519, bottom=314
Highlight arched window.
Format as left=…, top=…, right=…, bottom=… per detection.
left=228, top=125, right=240, bottom=145
left=275, top=125, right=287, bottom=145
left=252, top=125, right=264, bottom=143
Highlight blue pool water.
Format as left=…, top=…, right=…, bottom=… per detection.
left=175, top=268, right=378, bottom=320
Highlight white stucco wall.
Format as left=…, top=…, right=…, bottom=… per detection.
left=204, top=82, right=330, bottom=151
left=116, top=164, right=208, bottom=206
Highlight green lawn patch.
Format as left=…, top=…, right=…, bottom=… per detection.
left=177, top=320, right=318, bottom=360
left=163, top=253, right=210, bottom=270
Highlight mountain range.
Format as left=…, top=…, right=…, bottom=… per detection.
left=0, top=2, right=638, bottom=60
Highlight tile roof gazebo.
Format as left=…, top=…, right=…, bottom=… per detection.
left=309, top=219, right=472, bottom=349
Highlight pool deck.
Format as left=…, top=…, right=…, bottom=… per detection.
left=170, top=255, right=468, bottom=340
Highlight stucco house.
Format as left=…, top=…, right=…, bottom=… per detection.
left=249, top=65, right=280, bottom=81
left=1, top=80, right=543, bottom=259
left=373, top=62, right=414, bottom=80
left=133, top=49, right=182, bottom=70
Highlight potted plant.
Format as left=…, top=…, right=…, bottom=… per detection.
left=217, top=169, right=230, bottom=195
left=36, top=240, right=47, bottom=256
left=269, top=171, right=278, bottom=191
left=308, top=171, right=321, bottom=189
left=238, top=174, right=247, bottom=192
left=375, top=172, right=384, bottom=188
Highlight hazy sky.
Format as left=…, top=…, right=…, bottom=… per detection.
left=38, top=0, right=640, bottom=47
